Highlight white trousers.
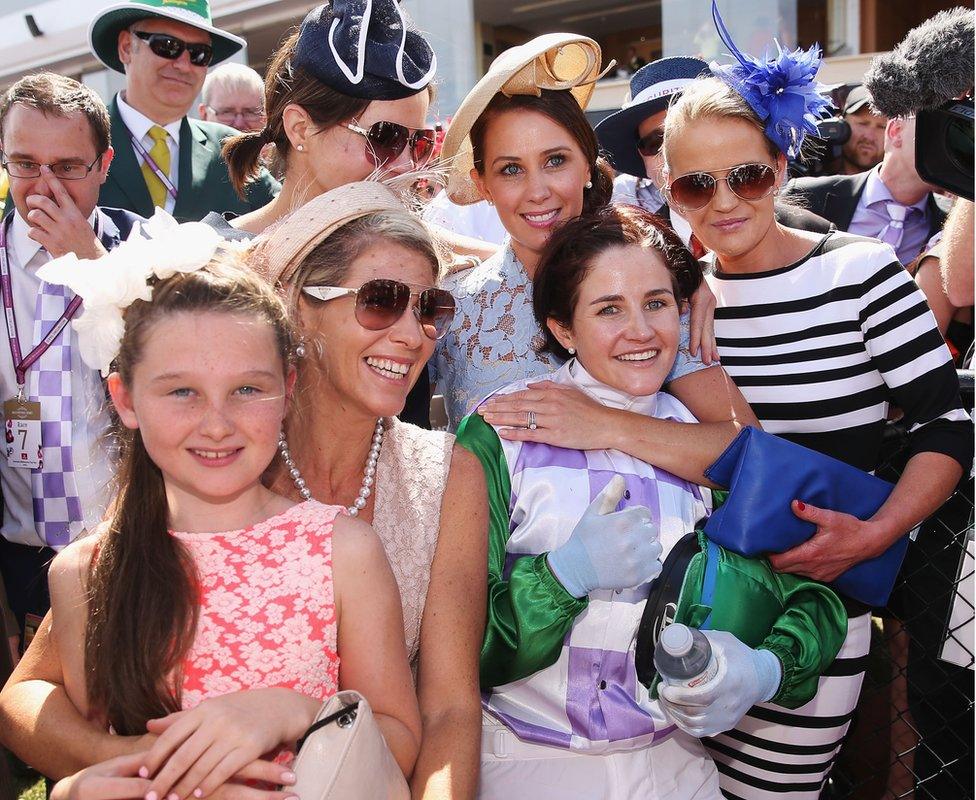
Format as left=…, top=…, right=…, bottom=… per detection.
left=478, top=712, right=721, bottom=800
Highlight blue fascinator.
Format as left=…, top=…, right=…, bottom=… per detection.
left=708, top=0, right=829, bottom=158
left=294, top=0, right=436, bottom=101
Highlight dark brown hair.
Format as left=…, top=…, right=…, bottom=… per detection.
left=468, top=89, right=614, bottom=215
left=533, top=204, right=703, bottom=361
left=223, top=28, right=370, bottom=198
left=0, top=72, right=111, bottom=156
left=85, top=255, right=293, bottom=735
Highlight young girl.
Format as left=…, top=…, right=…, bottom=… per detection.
left=36, top=234, right=421, bottom=799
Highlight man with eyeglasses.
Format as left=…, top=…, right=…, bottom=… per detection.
left=0, top=73, right=144, bottom=656
left=597, top=56, right=831, bottom=254
left=88, top=0, right=278, bottom=222
left=199, top=63, right=266, bottom=133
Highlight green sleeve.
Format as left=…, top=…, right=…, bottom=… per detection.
left=761, top=570, right=848, bottom=707
left=455, top=413, right=587, bottom=689
left=672, top=532, right=847, bottom=709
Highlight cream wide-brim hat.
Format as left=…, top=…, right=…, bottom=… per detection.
left=249, top=181, right=409, bottom=309
left=441, top=33, right=609, bottom=206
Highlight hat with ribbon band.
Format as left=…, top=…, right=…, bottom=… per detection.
left=441, top=33, right=612, bottom=205
left=249, top=181, right=414, bottom=311
left=595, top=56, right=708, bottom=179
left=89, top=0, right=245, bottom=74
left=293, top=0, right=436, bottom=101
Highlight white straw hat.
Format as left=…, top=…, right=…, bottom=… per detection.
left=441, top=34, right=609, bottom=205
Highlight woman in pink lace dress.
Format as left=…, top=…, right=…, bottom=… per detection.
left=19, top=249, right=421, bottom=799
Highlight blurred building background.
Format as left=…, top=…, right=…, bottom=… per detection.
left=0, top=0, right=963, bottom=121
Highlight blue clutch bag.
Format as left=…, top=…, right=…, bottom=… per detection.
left=703, top=427, right=906, bottom=607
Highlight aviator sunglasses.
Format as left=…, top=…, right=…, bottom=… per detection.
left=132, top=30, right=214, bottom=67
left=666, top=162, right=778, bottom=211
left=345, top=122, right=436, bottom=167
left=636, top=128, right=665, bottom=158
left=302, top=279, right=456, bottom=340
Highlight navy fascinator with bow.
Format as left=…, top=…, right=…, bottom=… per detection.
left=294, top=0, right=437, bottom=101
left=708, top=0, right=829, bottom=158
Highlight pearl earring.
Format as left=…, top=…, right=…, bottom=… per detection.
left=294, top=340, right=307, bottom=358
left=296, top=144, right=305, bottom=152
left=568, top=347, right=576, bottom=355
left=584, top=181, right=593, bottom=189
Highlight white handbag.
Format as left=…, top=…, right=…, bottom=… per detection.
left=291, top=690, right=410, bottom=800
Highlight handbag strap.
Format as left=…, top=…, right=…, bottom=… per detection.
left=296, top=700, right=361, bottom=753
left=699, top=537, right=721, bottom=631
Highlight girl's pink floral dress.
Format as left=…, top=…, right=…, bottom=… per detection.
left=171, top=500, right=341, bottom=710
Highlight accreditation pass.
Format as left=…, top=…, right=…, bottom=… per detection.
left=4, top=397, right=42, bottom=468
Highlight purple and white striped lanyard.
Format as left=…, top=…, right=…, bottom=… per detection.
left=126, top=124, right=178, bottom=201
left=0, top=216, right=93, bottom=396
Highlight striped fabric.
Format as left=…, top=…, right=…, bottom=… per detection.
left=483, top=359, right=711, bottom=754
left=709, top=232, right=969, bottom=473
left=707, top=231, right=969, bottom=798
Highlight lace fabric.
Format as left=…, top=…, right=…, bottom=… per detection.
left=174, top=500, right=342, bottom=710
left=373, top=417, right=454, bottom=671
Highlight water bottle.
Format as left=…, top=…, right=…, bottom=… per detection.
left=654, top=623, right=719, bottom=689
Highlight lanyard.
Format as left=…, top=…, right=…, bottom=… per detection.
left=0, top=216, right=94, bottom=391
left=126, top=124, right=178, bottom=201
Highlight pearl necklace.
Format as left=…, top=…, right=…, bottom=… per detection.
left=277, top=419, right=384, bottom=517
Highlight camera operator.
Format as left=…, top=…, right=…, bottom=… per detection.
left=784, top=115, right=946, bottom=266
left=836, top=86, right=888, bottom=175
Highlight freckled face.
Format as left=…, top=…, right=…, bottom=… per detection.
left=550, top=244, right=680, bottom=396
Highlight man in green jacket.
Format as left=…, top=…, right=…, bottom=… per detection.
left=88, top=0, right=277, bottom=222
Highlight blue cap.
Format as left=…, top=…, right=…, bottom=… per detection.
left=595, top=56, right=708, bottom=179
left=293, top=0, right=436, bottom=101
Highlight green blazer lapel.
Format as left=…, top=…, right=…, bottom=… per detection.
left=103, top=97, right=155, bottom=218
left=172, top=119, right=213, bottom=222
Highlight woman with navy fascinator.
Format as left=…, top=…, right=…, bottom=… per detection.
left=661, top=3, right=972, bottom=797
left=217, top=0, right=440, bottom=429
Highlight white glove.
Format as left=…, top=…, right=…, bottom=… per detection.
left=547, top=475, right=663, bottom=598
left=659, top=630, right=782, bottom=737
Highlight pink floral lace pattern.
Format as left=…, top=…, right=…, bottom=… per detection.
left=174, top=500, right=341, bottom=710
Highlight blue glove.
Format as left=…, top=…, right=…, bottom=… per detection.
left=658, top=630, right=782, bottom=737
left=547, top=475, right=663, bottom=598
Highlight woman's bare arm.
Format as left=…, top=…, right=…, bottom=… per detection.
left=411, top=446, right=488, bottom=800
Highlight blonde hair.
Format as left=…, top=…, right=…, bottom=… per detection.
left=662, top=76, right=780, bottom=167
left=202, top=62, right=265, bottom=107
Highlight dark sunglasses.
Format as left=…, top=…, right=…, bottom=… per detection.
left=132, top=30, right=214, bottom=67
left=302, top=279, right=455, bottom=340
left=666, top=163, right=778, bottom=211
left=636, top=128, right=665, bottom=158
left=345, top=122, right=436, bottom=167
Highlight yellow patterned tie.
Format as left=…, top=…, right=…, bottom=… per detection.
left=141, top=125, right=171, bottom=208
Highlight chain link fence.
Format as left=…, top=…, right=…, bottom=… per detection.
left=828, top=371, right=974, bottom=800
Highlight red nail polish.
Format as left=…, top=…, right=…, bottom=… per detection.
left=796, top=501, right=806, bottom=511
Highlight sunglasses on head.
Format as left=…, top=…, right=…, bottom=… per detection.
left=132, top=30, right=213, bottom=66
left=636, top=128, right=665, bottom=158
left=345, top=122, right=436, bottom=168
left=666, top=163, right=778, bottom=211
left=302, top=278, right=456, bottom=341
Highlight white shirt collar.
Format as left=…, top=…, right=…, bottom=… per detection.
left=116, top=92, right=182, bottom=143
left=8, top=209, right=99, bottom=272
left=565, top=358, right=660, bottom=415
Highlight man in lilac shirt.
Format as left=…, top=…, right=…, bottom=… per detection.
left=785, top=116, right=947, bottom=266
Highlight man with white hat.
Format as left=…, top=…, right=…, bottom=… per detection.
left=88, top=0, right=278, bottom=222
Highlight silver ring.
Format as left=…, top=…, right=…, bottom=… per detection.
left=527, top=410, right=538, bottom=430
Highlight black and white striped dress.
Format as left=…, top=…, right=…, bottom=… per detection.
left=707, top=231, right=971, bottom=799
